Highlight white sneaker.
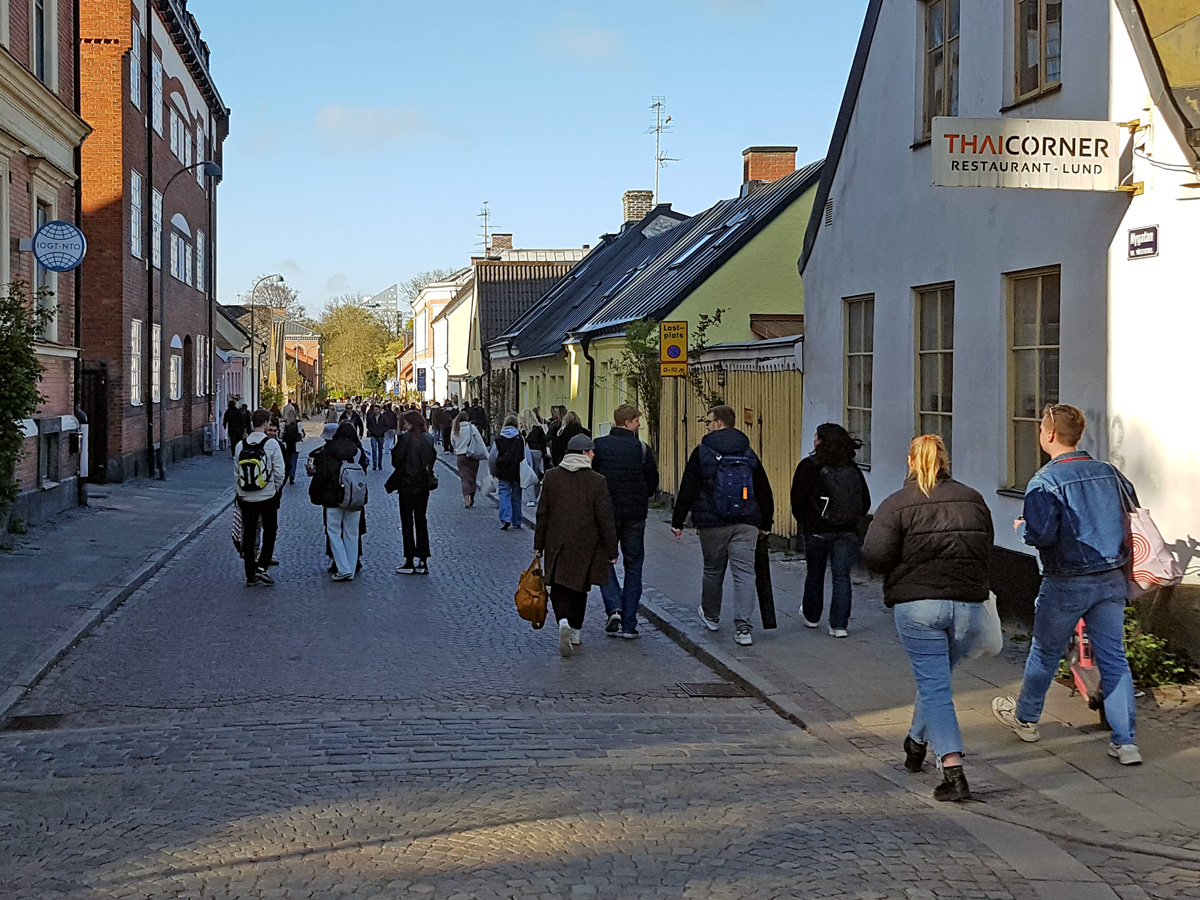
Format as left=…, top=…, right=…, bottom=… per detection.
left=570, top=629, right=582, bottom=646
left=1109, top=743, right=1143, bottom=765
left=558, top=619, right=573, bottom=658
left=802, top=616, right=820, bottom=629
left=828, top=627, right=848, bottom=638
left=697, top=604, right=720, bottom=632
left=734, top=625, right=753, bottom=646
left=991, top=696, right=1040, bottom=742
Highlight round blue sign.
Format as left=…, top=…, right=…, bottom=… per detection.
left=33, top=220, right=87, bottom=272
left=667, top=344, right=682, bottom=359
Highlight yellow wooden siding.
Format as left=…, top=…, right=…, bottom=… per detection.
left=656, top=366, right=804, bottom=539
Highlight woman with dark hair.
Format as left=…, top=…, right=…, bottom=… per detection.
left=790, top=423, right=871, bottom=637
left=388, top=409, right=437, bottom=575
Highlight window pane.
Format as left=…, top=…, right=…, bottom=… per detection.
left=940, top=290, right=954, bottom=350
left=847, top=302, right=862, bottom=353
left=929, top=49, right=945, bottom=122
left=847, top=356, right=862, bottom=407
left=921, top=413, right=940, bottom=436
left=858, top=413, right=872, bottom=465
left=920, top=292, right=939, bottom=351
left=1045, top=0, right=1062, bottom=83
left=942, top=353, right=953, bottom=413
left=1013, top=277, right=1039, bottom=345
left=1013, top=349, right=1037, bottom=418
left=1040, top=272, right=1060, bottom=345
left=863, top=300, right=874, bottom=351
left=928, top=0, right=945, bottom=49
left=948, top=0, right=960, bottom=38
left=1019, top=0, right=1040, bottom=95
left=861, top=355, right=873, bottom=409
left=942, top=419, right=953, bottom=459
left=1039, top=348, right=1059, bottom=409
left=920, top=353, right=939, bottom=412
left=947, top=37, right=960, bottom=117
left=1014, top=421, right=1043, bottom=487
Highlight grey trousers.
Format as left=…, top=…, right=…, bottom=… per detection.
left=698, top=522, right=759, bottom=627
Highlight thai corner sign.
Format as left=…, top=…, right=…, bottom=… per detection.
left=932, top=118, right=1120, bottom=192
left=659, top=320, right=687, bottom=377
left=33, top=220, right=88, bottom=272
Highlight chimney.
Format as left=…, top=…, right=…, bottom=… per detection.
left=742, top=146, right=797, bottom=185
left=622, top=189, right=654, bottom=224
left=490, top=233, right=513, bottom=253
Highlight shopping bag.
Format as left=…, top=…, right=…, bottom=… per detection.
left=754, top=534, right=777, bottom=629
left=962, top=593, right=1003, bottom=661
left=1115, top=473, right=1183, bottom=598
left=520, top=459, right=538, bottom=490
left=231, top=500, right=243, bottom=550
left=515, top=555, right=548, bottom=629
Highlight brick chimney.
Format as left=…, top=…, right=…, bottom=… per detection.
left=490, top=233, right=513, bottom=253
left=622, top=190, right=654, bottom=224
left=742, top=146, right=797, bottom=185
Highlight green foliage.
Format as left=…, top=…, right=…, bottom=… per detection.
left=316, top=302, right=393, bottom=394
left=612, top=319, right=661, bottom=434
left=7, top=515, right=28, bottom=535
left=259, top=385, right=285, bottom=409
left=1124, top=607, right=1196, bottom=687
left=688, top=308, right=727, bottom=409
left=376, top=337, right=407, bottom=384
left=0, top=282, right=53, bottom=514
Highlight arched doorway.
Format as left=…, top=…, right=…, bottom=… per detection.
left=183, top=335, right=194, bottom=437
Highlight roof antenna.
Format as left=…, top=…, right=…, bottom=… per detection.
left=477, top=201, right=492, bottom=256
left=646, top=96, right=678, bottom=205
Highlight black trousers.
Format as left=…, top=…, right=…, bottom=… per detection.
left=398, top=491, right=431, bottom=561
left=550, top=584, right=588, bottom=629
left=240, top=497, right=278, bottom=580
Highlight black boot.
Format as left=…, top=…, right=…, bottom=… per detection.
left=933, top=765, right=971, bottom=802
left=903, top=735, right=927, bottom=773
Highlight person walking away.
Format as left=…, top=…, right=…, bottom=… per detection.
left=280, top=404, right=304, bottom=486
left=441, top=401, right=458, bottom=453
left=535, top=434, right=619, bottom=657
left=235, top=409, right=285, bottom=587
left=550, top=411, right=589, bottom=467
left=451, top=411, right=486, bottom=508
left=308, top=422, right=368, bottom=581
left=671, top=405, right=774, bottom=647
left=366, top=404, right=388, bottom=471
left=544, top=406, right=565, bottom=466
left=518, top=408, right=546, bottom=506
left=467, top=399, right=490, bottom=445
left=429, top=403, right=448, bottom=448
left=308, top=423, right=367, bottom=574
left=490, top=415, right=526, bottom=530
left=592, top=404, right=658, bottom=639
left=389, top=410, right=438, bottom=574
left=224, top=399, right=245, bottom=456
left=790, top=423, right=872, bottom=637
left=992, top=403, right=1143, bottom=765
left=861, top=435, right=995, bottom=802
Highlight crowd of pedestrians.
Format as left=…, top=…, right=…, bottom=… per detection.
left=230, top=392, right=1149, bottom=802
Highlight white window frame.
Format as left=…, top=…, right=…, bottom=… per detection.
left=183, top=241, right=193, bottom=286
left=151, top=189, right=162, bottom=269
left=915, top=283, right=954, bottom=456
left=169, top=232, right=179, bottom=281
left=34, top=195, right=57, bottom=342
left=194, top=335, right=204, bottom=397
left=130, top=319, right=143, bottom=406
left=196, top=229, right=205, bottom=292
left=844, top=294, right=874, bottom=466
left=1015, top=0, right=1062, bottom=103
left=922, top=0, right=960, bottom=140
left=130, top=19, right=142, bottom=109
left=151, top=323, right=161, bottom=403
left=30, top=0, right=58, bottom=89
left=169, top=353, right=182, bottom=401
left=130, top=170, right=143, bottom=258
left=169, top=107, right=180, bottom=159
left=1007, top=266, right=1061, bottom=488
left=151, top=54, right=163, bottom=136
left=195, top=129, right=205, bottom=185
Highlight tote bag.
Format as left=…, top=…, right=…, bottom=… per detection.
left=1116, top=473, right=1182, bottom=598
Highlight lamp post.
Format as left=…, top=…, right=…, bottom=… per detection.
left=156, top=159, right=223, bottom=480
left=249, top=273, right=285, bottom=412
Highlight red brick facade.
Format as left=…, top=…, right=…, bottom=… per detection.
left=80, top=0, right=228, bottom=482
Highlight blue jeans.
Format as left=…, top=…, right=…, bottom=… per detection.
left=370, top=436, right=385, bottom=469
left=601, top=516, right=646, bottom=633
left=1017, top=569, right=1136, bottom=745
left=284, top=448, right=299, bottom=482
left=802, top=532, right=860, bottom=629
left=498, top=479, right=523, bottom=528
left=894, top=600, right=994, bottom=759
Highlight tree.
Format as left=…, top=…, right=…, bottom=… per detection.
left=376, top=336, right=407, bottom=385
left=399, top=268, right=457, bottom=313
left=0, top=282, right=53, bottom=516
left=612, top=318, right=661, bottom=435
left=687, top=308, right=727, bottom=409
left=239, top=274, right=304, bottom=320
left=316, top=302, right=392, bottom=395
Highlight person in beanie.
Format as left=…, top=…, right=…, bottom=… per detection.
left=671, top=405, right=774, bottom=647
left=592, top=404, right=658, bottom=638
left=534, top=433, right=619, bottom=658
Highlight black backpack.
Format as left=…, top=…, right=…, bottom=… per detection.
left=707, top=449, right=757, bottom=520
left=819, top=465, right=863, bottom=525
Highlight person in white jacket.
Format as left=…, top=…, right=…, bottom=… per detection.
left=235, top=408, right=286, bottom=587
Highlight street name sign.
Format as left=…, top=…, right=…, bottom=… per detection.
left=932, top=118, right=1120, bottom=191
left=1128, top=225, right=1158, bottom=259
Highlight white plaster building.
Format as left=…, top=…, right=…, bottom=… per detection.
left=409, top=268, right=470, bottom=402
left=799, top=1, right=1200, bottom=606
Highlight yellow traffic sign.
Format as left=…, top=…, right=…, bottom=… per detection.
left=660, top=320, right=688, bottom=364
left=659, top=362, right=688, bottom=378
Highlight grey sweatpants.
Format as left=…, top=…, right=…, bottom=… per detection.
left=698, top=522, right=759, bottom=627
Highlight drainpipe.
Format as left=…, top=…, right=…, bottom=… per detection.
left=506, top=341, right=518, bottom=412
left=73, top=0, right=86, bottom=505
left=580, top=335, right=596, bottom=432
left=143, top=0, right=155, bottom=479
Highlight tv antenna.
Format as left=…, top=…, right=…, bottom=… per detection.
left=645, top=96, right=677, bottom=204
left=477, top=201, right=493, bottom=255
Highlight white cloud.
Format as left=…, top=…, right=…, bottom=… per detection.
left=312, top=104, right=433, bottom=154
left=325, top=273, right=351, bottom=295
left=276, top=258, right=305, bottom=278
left=541, top=15, right=622, bottom=63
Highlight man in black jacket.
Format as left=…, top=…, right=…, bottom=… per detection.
left=672, top=405, right=774, bottom=647
left=592, top=405, right=659, bottom=639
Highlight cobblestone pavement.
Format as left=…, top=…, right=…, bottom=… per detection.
left=2, top=454, right=1195, bottom=898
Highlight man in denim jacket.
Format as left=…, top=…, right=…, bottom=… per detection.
left=992, top=404, right=1143, bottom=765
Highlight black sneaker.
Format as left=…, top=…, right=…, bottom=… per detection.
left=500, top=521, right=510, bottom=531
left=605, top=612, right=622, bottom=634
left=255, top=569, right=276, bottom=586
left=395, top=560, right=416, bottom=575
left=327, top=562, right=337, bottom=574
left=245, top=577, right=259, bottom=588
left=414, top=560, right=429, bottom=575
left=903, top=735, right=927, bottom=774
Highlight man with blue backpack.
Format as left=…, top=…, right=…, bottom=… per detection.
left=672, top=405, right=774, bottom=646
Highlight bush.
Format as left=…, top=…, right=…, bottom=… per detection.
left=1124, top=607, right=1196, bottom=687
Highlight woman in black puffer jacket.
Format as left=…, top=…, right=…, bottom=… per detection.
left=861, top=434, right=996, bottom=804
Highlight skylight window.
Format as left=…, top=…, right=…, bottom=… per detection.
left=668, top=233, right=718, bottom=269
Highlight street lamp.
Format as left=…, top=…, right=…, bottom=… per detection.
left=156, top=159, right=223, bottom=480
left=249, top=273, right=285, bottom=412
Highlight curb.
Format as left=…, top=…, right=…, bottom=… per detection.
left=0, top=491, right=235, bottom=729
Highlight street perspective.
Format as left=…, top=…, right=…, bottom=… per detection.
left=5, top=1, right=1200, bottom=898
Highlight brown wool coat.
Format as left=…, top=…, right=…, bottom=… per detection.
left=534, top=465, right=619, bottom=593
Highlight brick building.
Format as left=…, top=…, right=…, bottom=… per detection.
left=79, top=0, right=229, bottom=482
left=4, top=0, right=93, bottom=525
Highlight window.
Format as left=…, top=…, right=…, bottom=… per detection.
left=1016, top=0, right=1062, bottom=101
left=195, top=335, right=206, bottom=397
left=845, top=295, right=874, bottom=465
left=196, top=229, right=205, bottom=292
left=1009, top=267, right=1060, bottom=487
left=130, top=20, right=142, bottom=108
left=183, top=241, right=193, bottom=286
left=916, top=284, right=954, bottom=456
left=922, top=0, right=960, bottom=138
left=151, top=323, right=161, bottom=403
left=151, top=54, right=163, bottom=135
left=169, top=232, right=179, bottom=280
left=169, top=354, right=181, bottom=400
left=130, top=319, right=143, bottom=406
left=35, top=200, right=56, bottom=341
left=33, top=0, right=47, bottom=82
left=130, top=170, right=143, bottom=258
left=195, top=129, right=205, bottom=185
left=151, top=189, right=162, bottom=268
left=169, top=107, right=180, bottom=159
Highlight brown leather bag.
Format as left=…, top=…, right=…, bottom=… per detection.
left=514, top=554, right=548, bottom=629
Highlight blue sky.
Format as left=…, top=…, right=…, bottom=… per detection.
left=197, top=0, right=869, bottom=316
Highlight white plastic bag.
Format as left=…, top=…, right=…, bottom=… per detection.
left=962, top=593, right=1003, bottom=661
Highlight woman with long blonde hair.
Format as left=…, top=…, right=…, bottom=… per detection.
left=860, top=434, right=997, bottom=803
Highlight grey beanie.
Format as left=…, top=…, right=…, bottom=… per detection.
left=567, top=434, right=595, bottom=453
left=321, top=423, right=339, bottom=442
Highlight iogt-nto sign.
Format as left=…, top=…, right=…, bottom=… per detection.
left=932, top=117, right=1120, bottom=192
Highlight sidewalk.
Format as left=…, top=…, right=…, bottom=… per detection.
left=0, top=453, right=235, bottom=724
left=634, top=508, right=1200, bottom=856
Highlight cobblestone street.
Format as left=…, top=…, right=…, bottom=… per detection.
left=1, top=450, right=1197, bottom=898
